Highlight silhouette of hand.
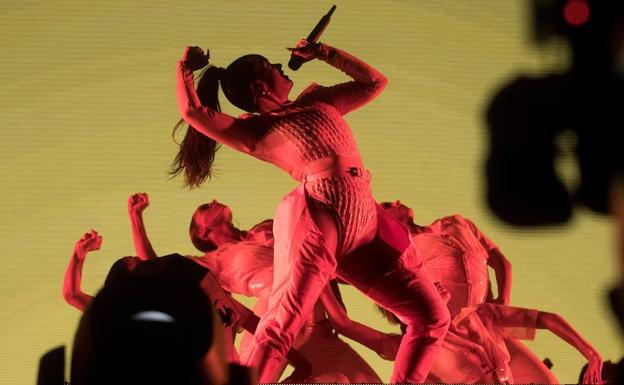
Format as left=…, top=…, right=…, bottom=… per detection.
left=182, top=46, right=209, bottom=71
left=287, top=39, right=322, bottom=62
left=74, top=230, right=102, bottom=259
left=128, top=192, right=149, bottom=216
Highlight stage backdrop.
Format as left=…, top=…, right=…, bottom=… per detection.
left=1, top=1, right=621, bottom=383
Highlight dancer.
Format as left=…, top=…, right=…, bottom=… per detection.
left=129, top=192, right=397, bottom=382
left=383, top=281, right=603, bottom=383
left=64, top=222, right=313, bottom=381
left=63, top=230, right=240, bottom=321
left=174, top=39, right=449, bottom=382
left=64, top=231, right=238, bottom=385
left=381, top=201, right=603, bottom=383
left=63, top=230, right=246, bottom=363
left=380, top=201, right=512, bottom=314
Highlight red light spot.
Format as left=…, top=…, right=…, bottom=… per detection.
left=564, top=0, right=591, bottom=26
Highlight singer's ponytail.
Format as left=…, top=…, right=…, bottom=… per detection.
left=170, top=66, right=224, bottom=188
left=170, top=54, right=272, bottom=188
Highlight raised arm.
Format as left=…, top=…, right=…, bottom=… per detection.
left=177, top=47, right=256, bottom=153
left=535, top=311, right=603, bottom=384
left=290, top=40, right=388, bottom=115
left=128, top=193, right=157, bottom=261
left=320, top=281, right=402, bottom=360
left=62, top=230, right=100, bottom=311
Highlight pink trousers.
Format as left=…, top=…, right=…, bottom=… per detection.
left=245, top=185, right=450, bottom=383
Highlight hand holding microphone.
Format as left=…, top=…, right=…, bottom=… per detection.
left=288, top=5, right=336, bottom=70
left=287, top=39, right=323, bottom=63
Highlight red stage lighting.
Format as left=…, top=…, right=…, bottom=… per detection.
left=563, top=0, right=590, bottom=27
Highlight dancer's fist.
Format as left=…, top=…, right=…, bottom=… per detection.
left=128, top=192, right=149, bottom=216
left=74, top=230, right=102, bottom=258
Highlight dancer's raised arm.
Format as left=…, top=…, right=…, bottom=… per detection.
left=63, top=230, right=101, bottom=310
left=290, top=40, right=388, bottom=115
left=128, top=193, right=157, bottom=261
left=177, top=47, right=257, bottom=153
left=535, top=311, right=603, bottom=384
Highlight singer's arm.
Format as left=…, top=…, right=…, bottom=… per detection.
left=298, top=43, right=388, bottom=115
left=177, top=57, right=256, bottom=153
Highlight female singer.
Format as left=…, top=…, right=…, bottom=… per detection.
left=173, top=40, right=449, bottom=382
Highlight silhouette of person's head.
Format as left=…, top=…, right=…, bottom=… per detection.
left=71, top=254, right=229, bottom=385
left=215, top=54, right=293, bottom=113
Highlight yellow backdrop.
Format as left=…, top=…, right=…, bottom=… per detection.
left=1, top=0, right=621, bottom=383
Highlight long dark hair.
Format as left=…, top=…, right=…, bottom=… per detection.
left=170, top=66, right=223, bottom=188
left=170, top=54, right=270, bottom=188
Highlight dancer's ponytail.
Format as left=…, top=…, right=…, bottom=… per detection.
left=170, top=66, right=225, bottom=188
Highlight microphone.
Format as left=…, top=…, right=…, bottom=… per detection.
left=288, top=5, right=337, bottom=71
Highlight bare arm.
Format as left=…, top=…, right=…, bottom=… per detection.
left=63, top=231, right=100, bottom=311
left=320, top=282, right=401, bottom=360
left=536, top=312, right=603, bottom=384
left=176, top=47, right=256, bottom=153
left=291, top=41, right=388, bottom=115
left=128, top=193, right=157, bottom=261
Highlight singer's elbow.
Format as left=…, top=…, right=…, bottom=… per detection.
left=178, top=104, right=194, bottom=122
left=376, top=74, right=388, bottom=90
left=179, top=103, right=206, bottom=126
left=368, top=74, right=388, bottom=96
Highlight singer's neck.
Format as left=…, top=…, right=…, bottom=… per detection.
left=257, top=95, right=291, bottom=113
